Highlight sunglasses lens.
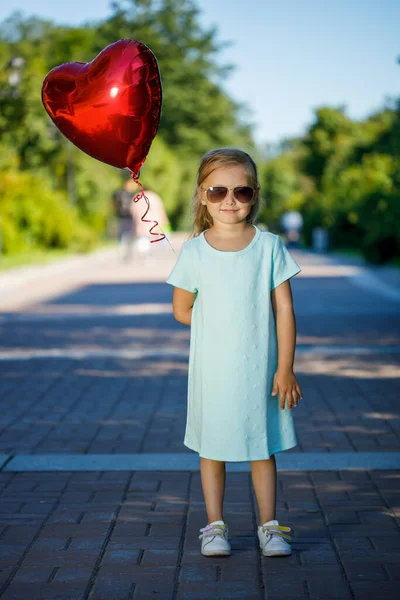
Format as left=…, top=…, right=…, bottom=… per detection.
left=207, top=187, right=228, bottom=202
left=234, top=186, right=254, bottom=202
left=205, top=186, right=255, bottom=203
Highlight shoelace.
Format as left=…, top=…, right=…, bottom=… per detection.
left=198, top=523, right=227, bottom=540
left=261, top=524, right=292, bottom=541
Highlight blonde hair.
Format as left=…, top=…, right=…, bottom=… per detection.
left=188, top=148, right=262, bottom=239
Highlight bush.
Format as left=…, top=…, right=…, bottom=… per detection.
left=0, top=170, right=95, bottom=254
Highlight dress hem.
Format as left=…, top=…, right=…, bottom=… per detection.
left=183, top=439, right=298, bottom=462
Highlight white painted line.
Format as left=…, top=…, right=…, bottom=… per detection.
left=0, top=345, right=399, bottom=361
left=3, top=452, right=400, bottom=472
left=0, top=348, right=189, bottom=360
left=296, top=345, right=400, bottom=355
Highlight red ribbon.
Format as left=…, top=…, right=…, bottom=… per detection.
left=130, top=174, right=177, bottom=256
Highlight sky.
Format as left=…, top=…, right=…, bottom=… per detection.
left=1, top=0, right=399, bottom=148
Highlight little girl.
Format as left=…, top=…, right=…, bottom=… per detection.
left=165, top=148, right=303, bottom=558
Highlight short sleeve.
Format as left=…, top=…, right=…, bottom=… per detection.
left=165, top=243, right=198, bottom=293
left=271, top=235, right=301, bottom=290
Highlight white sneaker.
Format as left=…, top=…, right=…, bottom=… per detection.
left=257, top=519, right=292, bottom=557
left=199, top=519, right=231, bottom=556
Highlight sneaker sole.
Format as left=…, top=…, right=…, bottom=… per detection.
left=201, top=548, right=231, bottom=556
left=260, top=544, right=291, bottom=557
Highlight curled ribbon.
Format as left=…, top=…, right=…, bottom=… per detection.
left=130, top=174, right=177, bottom=256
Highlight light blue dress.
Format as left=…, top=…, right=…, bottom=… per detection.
left=165, top=225, right=302, bottom=462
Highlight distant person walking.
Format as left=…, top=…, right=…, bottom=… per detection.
left=112, top=178, right=136, bottom=261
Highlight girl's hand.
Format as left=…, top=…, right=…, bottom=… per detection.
left=271, top=367, right=303, bottom=410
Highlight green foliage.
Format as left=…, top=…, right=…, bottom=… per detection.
left=259, top=149, right=312, bottom=228
left=267, top=101, right=400, bottom=263
left=0, top=170, right=95, bottom=253
left=0, top=1, right=257, bottom=256
left=138, top=136, right=183, bottom=213
left=325, top=152, right=400, bottom=263
left=0, top=2, right=398, bottom=264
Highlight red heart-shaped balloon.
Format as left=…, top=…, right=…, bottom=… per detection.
left=42, top=39, right=162, bottom=178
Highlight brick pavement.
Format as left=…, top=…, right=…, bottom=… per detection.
left=0, top=469, right=399, bottom=599
left=0, top=235, right=399, bottom=599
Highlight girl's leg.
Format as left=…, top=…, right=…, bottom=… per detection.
left=250, top=455, right=277, bottom=525
left=200, top=457, right=226, bottom=523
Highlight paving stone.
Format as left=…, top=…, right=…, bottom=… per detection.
left=176, top=581, right=260, bottom=599
left=0, top=240, right=399, bottom=598
left=0, top=581, right=88, bottom=600
left=350, top=581, right=400, bottom=600
left=344, top=562, right=388, bottom=580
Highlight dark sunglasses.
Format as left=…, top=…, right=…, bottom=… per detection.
left=201, top=185, right=255, bottom=203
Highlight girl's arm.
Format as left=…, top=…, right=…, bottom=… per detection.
left=174, top=307, right=193, bottom=326
left=271, top=280, right=297, bottom=371
left=172, top=287, right=196, bottom=326
left=270, top=280, right=303, bottom=409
